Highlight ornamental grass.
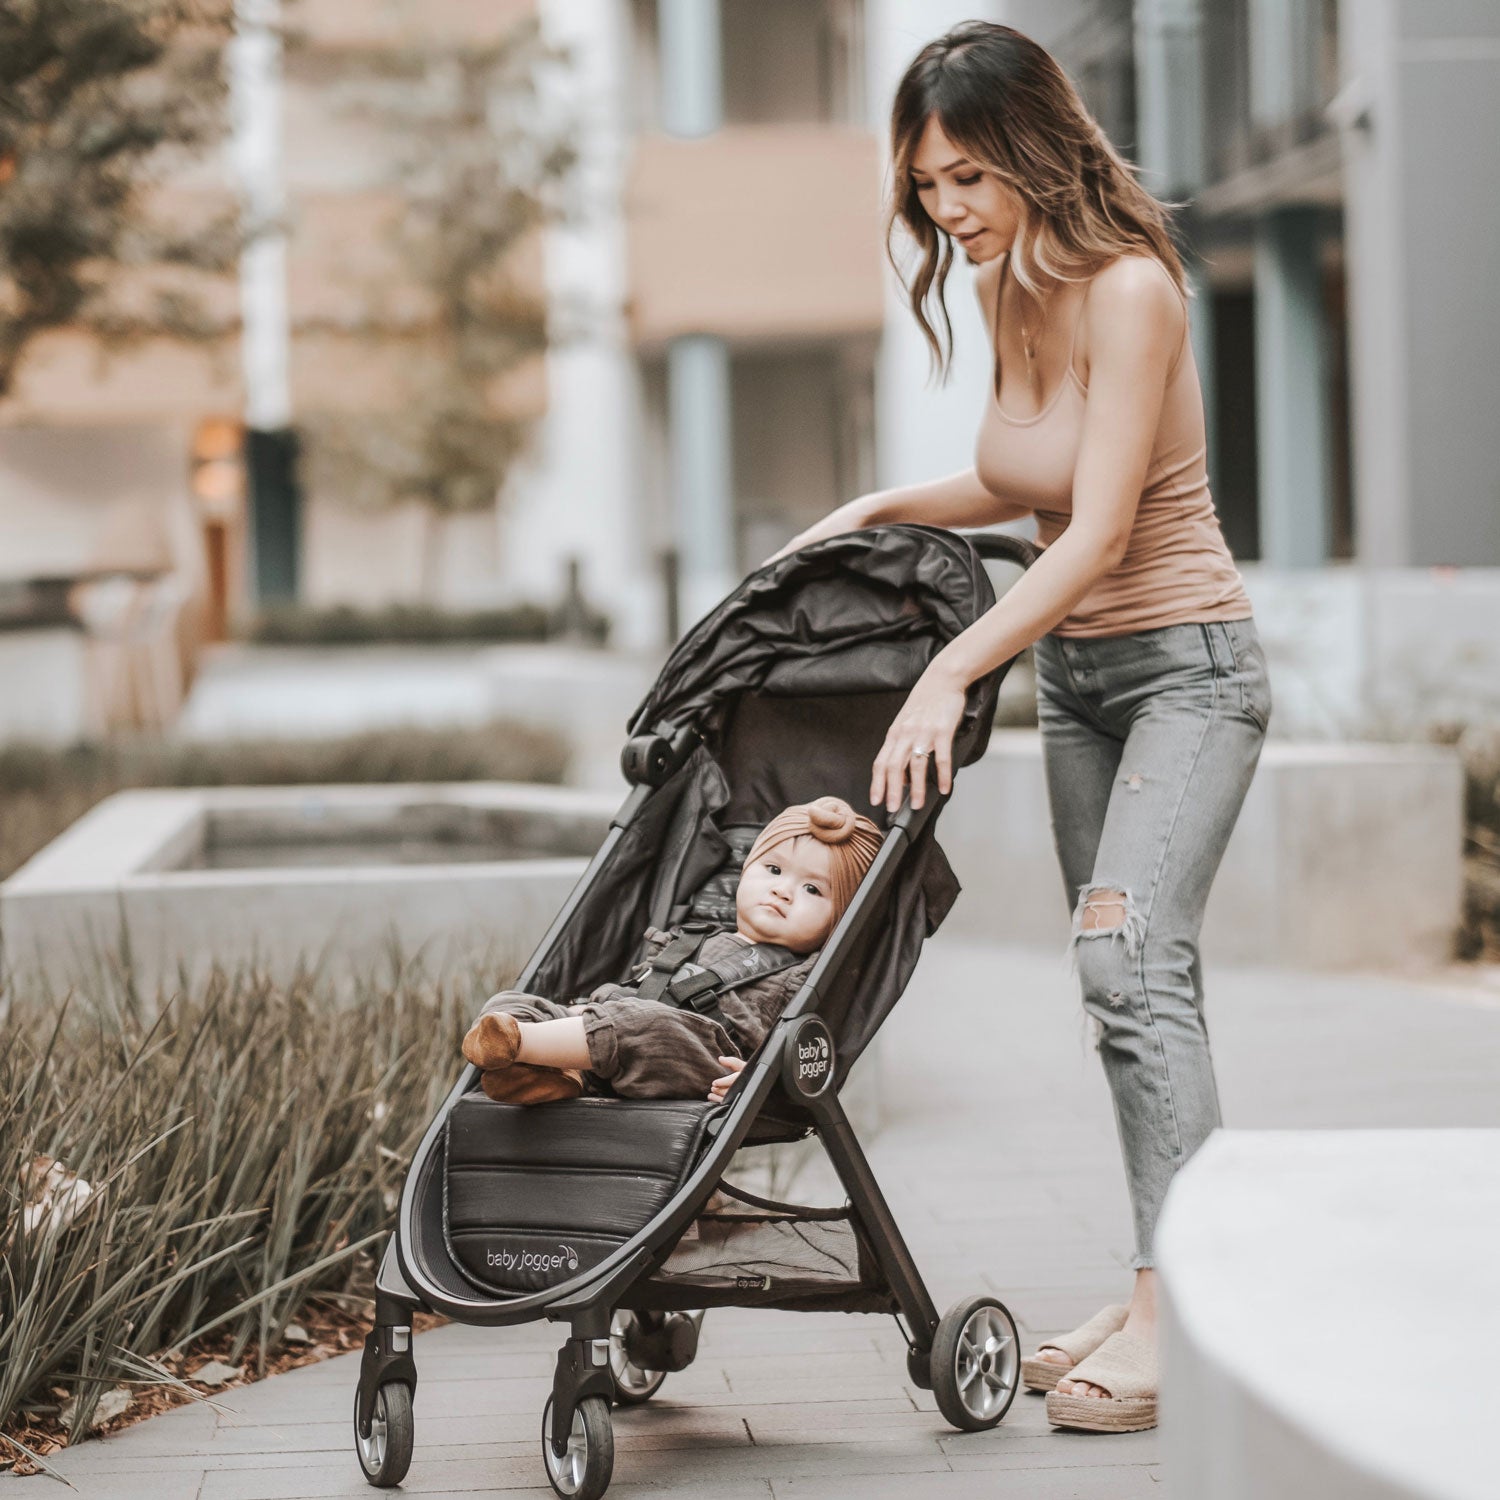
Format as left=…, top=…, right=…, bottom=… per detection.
left=0, top=960, right=484, bottom=1466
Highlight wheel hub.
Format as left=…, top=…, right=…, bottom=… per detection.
left=356, top=1392, right=388, bottom=1471
left=544, top=1404, right=588, bottom=1494
left=956, top=1307, right=1018, bottom=1421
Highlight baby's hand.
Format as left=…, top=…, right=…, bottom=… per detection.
left=707, top=1055, right=746, bottom=1103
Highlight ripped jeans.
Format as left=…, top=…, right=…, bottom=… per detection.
left=1034, top=617, right=1271, bottom=1269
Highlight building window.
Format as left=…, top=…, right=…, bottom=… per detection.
left=721, top=0, right=865, bottom=126
left=629, top=0, right=866, bottom=130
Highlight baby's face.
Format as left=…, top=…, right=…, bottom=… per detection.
left=736, top=835, right=836, bottom=953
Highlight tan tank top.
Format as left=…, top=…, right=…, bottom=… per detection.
left=974, top=253, right=1251, bottom=638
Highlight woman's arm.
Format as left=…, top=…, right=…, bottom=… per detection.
left=861, top=468, right=1034, bottom=529
left=770, top=467, right=1030, bottom=562
left=871, top=257, right=1187, bottom=812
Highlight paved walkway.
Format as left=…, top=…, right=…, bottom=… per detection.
left=26, top=940, right=1500, bottom=1498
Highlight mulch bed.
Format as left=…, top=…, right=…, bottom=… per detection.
left=0, top=1297, right=447, bottom=1478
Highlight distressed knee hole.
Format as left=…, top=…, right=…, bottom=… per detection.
left=1080, top=889, right=1128, bottom=932
left=1068, top=882, right=1145, bottom=963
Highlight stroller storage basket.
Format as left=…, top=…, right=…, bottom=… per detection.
left=649, top=1177, right=882, bottom=1304
left=444, top=1092, right=717, bottom=1297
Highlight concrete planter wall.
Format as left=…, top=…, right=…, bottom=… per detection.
left=939, top=732, right=1463, bottom=969
left=1, top=783, right=618, bottom=995
left=1, top=729, right=1464, bottom=999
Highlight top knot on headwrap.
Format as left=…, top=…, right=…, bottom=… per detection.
left=806, top=797, right=860, bottom=840
left=744, top=796, right=884, bottom=927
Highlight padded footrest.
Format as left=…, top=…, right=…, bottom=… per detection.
left=444, top=1091, right=717, bottom=1296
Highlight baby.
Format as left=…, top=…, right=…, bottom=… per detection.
left=461, top=796, right=882, bottom=1105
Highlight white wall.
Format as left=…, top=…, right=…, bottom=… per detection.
left=0, top=423, right=196, bottom=578
left=1244, top=565, right=1500, bottom=737
left=494, top=0, right=660, bottom=652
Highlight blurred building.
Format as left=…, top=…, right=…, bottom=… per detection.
left=457, top=0, right=1500, bottom=732
left=1005, top=0, right=1500, bottom=731
left=0, top=0, right=553, bottom=738
left=4, top=0, right=1497, bottom=740
left=504, top=0, right=1003, bottom=647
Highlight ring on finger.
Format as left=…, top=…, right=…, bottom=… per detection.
left=912, top=745, right=930, bottom=759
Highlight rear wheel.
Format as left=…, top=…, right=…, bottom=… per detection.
left=353, top=1383, right=413, bottom=1487
left=541, top=1394, right=614, bottom=1500
left=609, top=1311, right=668, bottom=1404
left=931, top=1295, right=1020, bottom=1432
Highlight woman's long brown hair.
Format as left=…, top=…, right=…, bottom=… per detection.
left=887, top=21, right=1187, bottom=378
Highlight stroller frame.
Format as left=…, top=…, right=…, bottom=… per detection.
left=355, top=529, right=1036, bottom=1496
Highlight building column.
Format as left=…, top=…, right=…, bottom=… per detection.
left=1254, top=207, right=1332, bottom=566
left=1134, top=0, right=1217, bottom=496
left=659, top=0, right=735, bottom=628
left=229, top=0, right=300, bottom=603
left=667, top=336, right=735, bottom=626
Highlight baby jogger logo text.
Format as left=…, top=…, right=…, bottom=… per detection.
left=797, top=1036, right=830, bottom=1084
left=784, top=1016, right=835, bottom=1097
left=486, top=1243, right=580, bottom=1273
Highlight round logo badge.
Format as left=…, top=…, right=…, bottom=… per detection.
left=783, top=1015, right=835, bottom=1098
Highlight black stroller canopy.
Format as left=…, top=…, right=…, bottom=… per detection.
left=531, top=525, right=1010, bottom=1074
left=630, top=524, right=1002, bottom=770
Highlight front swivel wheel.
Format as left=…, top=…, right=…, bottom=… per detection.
left=931, top=1295, right=1020, bottom=1432
left=353, top=1382, right=414, bottom=1487
left=609, top=1311, right=668, bottom=1404
left=541, top=1394, right=614, bottom=1500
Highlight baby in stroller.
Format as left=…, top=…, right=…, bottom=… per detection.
left=461, top=796, right=881, bottom=1106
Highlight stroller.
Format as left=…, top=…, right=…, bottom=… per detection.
left=353, top=523, right=1036, bottom=1498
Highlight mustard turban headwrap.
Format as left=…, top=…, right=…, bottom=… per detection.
left=743, top=796, right=884, bottom=926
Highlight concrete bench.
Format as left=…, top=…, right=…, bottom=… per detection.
left=939, top=731, right=1463, bottom=968
left=1156, top=1130, right=1498, bottom=1500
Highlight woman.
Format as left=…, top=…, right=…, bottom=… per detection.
left=776, top=22, right=1271, bottom=1435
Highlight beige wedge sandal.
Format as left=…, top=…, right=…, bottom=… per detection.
left=1043, top=1329, right=1157, bottom=1432
left=1021, top=1303, right=1128, bottom=1393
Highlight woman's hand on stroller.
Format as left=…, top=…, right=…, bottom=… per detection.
left=707, top=1055, right=746, bottom=1103
left=763, top=496, right=880, bottom=567
left=871, top=660, right=966, bottom=813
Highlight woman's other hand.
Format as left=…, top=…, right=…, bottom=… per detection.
left=871, top=660, right=967, bottom=813
left=763, top=496, right=880, bottom=567
left=707, top=1055, right=746, bottom=1102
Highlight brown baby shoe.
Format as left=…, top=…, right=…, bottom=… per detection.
left=462, top=1012, right=522, bottom=1070
left=480, top=1063, right=584, bottom=1106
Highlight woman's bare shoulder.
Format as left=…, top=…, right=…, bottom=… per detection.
left=1085, top=254, right=1184, bottom=324
left=1080, top=253, right=1187, bottom=370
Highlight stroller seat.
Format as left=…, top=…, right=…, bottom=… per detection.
left=670, top=821, right=759, bottom=928
left=443, top=818, right=839, bottom=1301
left=445, top=1093, right=718, bottom=1298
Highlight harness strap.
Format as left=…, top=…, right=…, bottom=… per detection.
left=660, top=943, right=802, bottom=1051
left=626, top=928, right=802, bottom=1052
left=633, top=924, right=716, bottom=1003
left=664, top=944, right=801, bottom=1010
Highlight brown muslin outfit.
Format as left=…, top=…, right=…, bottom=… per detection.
left=474, top=927, right=818, bottom=1099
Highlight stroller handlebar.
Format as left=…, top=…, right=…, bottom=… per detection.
left=961, top=530, right=1040, bottom=570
